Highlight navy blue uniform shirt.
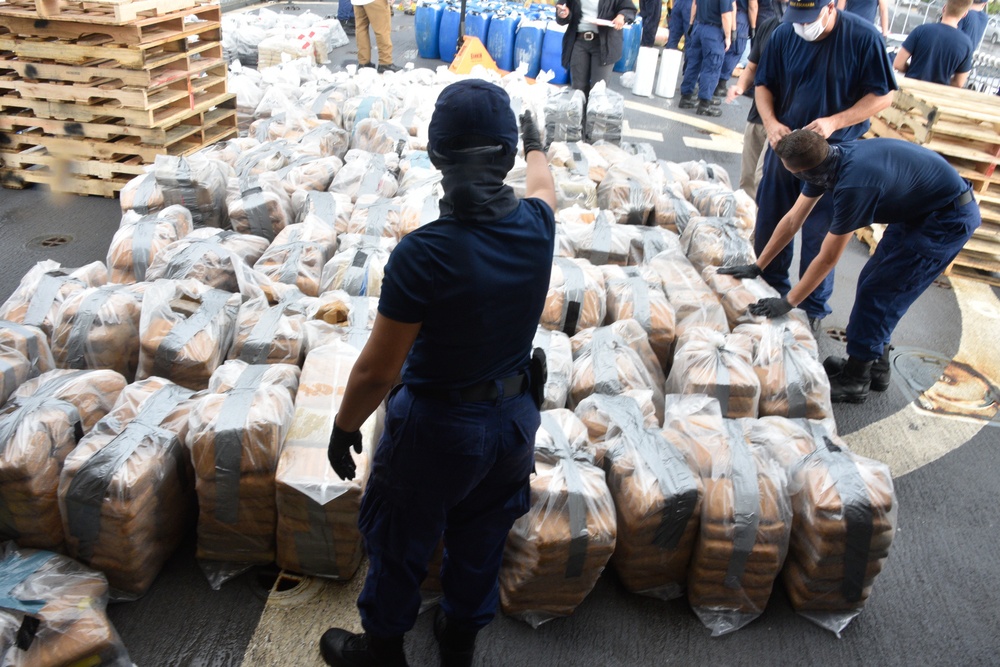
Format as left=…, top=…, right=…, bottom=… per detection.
left=801, top=138, right=969, bottom=233
left=696, top=0, right=732, bottom=26
left=755, top=10, right=897, bottom=142
left=843, top=0, right=879, bottom=25
left=378, top=198, right=556, bottom=388
left=901, top=23, right=973, bottom=85
left=958, top=7, right=988, bottom=50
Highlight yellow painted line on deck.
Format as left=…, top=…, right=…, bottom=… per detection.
left=624, top=100, right=745, bottom=141
left=682, top=135, right=744, bottom=154
left=622, top=120, right=664, bottom=142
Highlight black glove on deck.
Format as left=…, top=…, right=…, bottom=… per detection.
left=328, top=423, right=363, bottom=480
left=749, top=297, right=793, bottom=318
left=718, top=263, right=762, bottom=280
left=520, top=110, right=543, bottom=155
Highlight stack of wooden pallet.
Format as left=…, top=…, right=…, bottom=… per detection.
left=867, top=77, right=1000, bottom=286
left=0, top=0, right=236, bottom=196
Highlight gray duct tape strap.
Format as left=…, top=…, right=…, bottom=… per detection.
left=212, top=364, right=272, bottom=523
left=24, top=271, right=73, bottom=327
left=0, top=370, right=86, bottom=456
left=169, top=159, right=201, bottom=224
left=624, top=179, right=645, bottom=225
left=713, top=345, right=732, bottom=416
left=294, top=498, right=340, bottom=577
left=0, top=322, right=39, bottom=361
left=633, top=429, right=699, bottom=549
left=0, top=550, right=54, bottom=616
left=568, top=143, right=589, bottom=179
left=590, top=213, right=613, bottom=266
left=591, top=328, right=623, bottom=396
left=362, top=199, right=394, bottom=238
left=306, top=192, right=337, bottom=221
left=359, top=154, right=386, bottom=197
left=594, top=394, right=647, bottom=437
left=721, top=225, right=748, bottom=266
left=243, top=192, right=275, bottom=240
left=622, top=268, right=652, bottom=331
left=311, top=86, right=339, bottom=115
left=347, top=297, right=370, bottom=350
left=63, top=287, right=119, bottom=370
left=254, top=114, right=285, bottom=143
left=723, top=421, right=761, bottom=589
left=344, top=250, right=371, bottom=295
left=64, top=384, right=190, bottom=560
left=555, top=258, right=584, bottom=335
left=132, top=175, right=158, bottom=215
left=152, top=289, right=232, bottom=377
left=717, top=193, right=736, bottom=218
left=130, top=215, right=162, bottom=281
left=275, top=242, right=324, bottom=285
left=276, top=155, right=319, bottom=181
left=781, top=330, right=808, bottom=418
left=240, top=303, right=286, bottom=364
left=0, top=357, right=18, bottom=395
left=164, top=233, right=227, bottom=279
left=540, top=413, right=589, bottom=579
left=672, top=193, right=692, bottom=229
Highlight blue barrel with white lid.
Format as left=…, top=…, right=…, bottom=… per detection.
left=540, top=21, right=569, bottom=84
left=487, top=12, right=520, bottom=71
left=439, top=5, right=462, bottom=62
left=415, top=3, right=444, bottom=59
left=514, top=19, right=545, bottom=78
left=465, top=7, right=493, bottom=44
left=613, top=17, right=641, bottom=72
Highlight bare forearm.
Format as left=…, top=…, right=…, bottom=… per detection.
left=525, top=150, right=556, bottom=211
left=749, top=0, right=757, bottom=27
left=827, top=92, right=894, bottom=132
left=755, top=85, right=778, bottom=127
left=736, top=61, right=756, bottom=95
left=756, top=215, right=800, bottom=270
left=722, top=11, right=734, bottom=35
left=335, top=362, right=396, bottom=432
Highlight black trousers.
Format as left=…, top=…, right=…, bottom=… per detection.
left=640, top=0, right=661, bottom=46
left=569, top=35, right=613, bottom=100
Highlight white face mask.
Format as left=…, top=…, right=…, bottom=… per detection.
left=793, top=7, right=830, bottom=41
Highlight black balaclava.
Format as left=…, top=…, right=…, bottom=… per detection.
left=792, top=143, right=843, bottom=191
left=431, top=147, right=519, bottom=224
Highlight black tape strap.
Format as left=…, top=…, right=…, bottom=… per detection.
left=129, top=214, right=162, bottom=282
left=0, top=371, right=86, bottom=457
left=781, top=328, right=808, bottom=418
left=633, top=428, right=699, bottom=549
left=152, top=289, right=232, bottom=378
left=723, top=420, right=761, bottom=589
left=23, top=270, right=73, bottom=327
left=591, top=328, right=624, bottom=396
left=721, top=223, right=750, bottom=266
left=539, top=413, right=589, bottom=579
left=64, top=384, right=191, bottom=560
left=555, top=258, right=584, bottom=335
left=0, top=550, right=53, bottom=616
left=62, top=287, right=117, bottom=370
left=132, top=175, right=158, bottom=215
left=292, top=496, right=340, bottom=577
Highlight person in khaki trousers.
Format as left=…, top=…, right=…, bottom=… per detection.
left=354, top=0, right=399, bottom=72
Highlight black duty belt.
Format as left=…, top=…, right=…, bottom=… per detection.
left=952, top=188, right=974, bottom=209
left=410, top=373, right=528, bottom=403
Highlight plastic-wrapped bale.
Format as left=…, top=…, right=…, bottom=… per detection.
left=145, top=229, right=269, bottom=293
left=647, top=160, right=690, bottom=198
left=597, top=159, right=656, bottom=226
left=250, top=113, right=327, bottom=145
left=653, top=188, right=699, bottom=234
left=234, top=140, right=296, bottom=179
left=352, top=118, right=413, bottom=155
left=118, top=173, right=166, bottom=217
left=329, top=150, right=400, bottom=202
left=632, top=226, right=681, bottom=265
left=319, top=238, right=391, bottom=297
left=603, top=403, right=702, bottom=599
left=680, top=217, right=757, bottom=273
left=542, top=258, right=607, bottom=336
left=573, top=390, right=658, bottom=467
left=648, top=247, right=729, bottom=339
left=0, top=261, right=108, bottom=337
left=687, top=419, right=792, bottom=636
left=667, top=327, right=760, bottom=418
left=546, top=141, right=609, bottom=183
left=553, top=168, right=598, bottom=210
left=397, top=185, right=440, bottom=238
left=150, top=155, right=233, bottom=228
left=50, top=285, right=144, bottom=381
left=136, top=279, right=241, bottom=391
left=341, top=195, right=402, bottom=240
left=0, top=543, right=131, bottom=667
left=107, top=206, right=194, bottom=284
left=199, top=137, right=261, bottom=169
left=187, top=361, right=300, bottom=586
left=568, top=319, right=666, bottom=422
left=228, top=173, right=295, bottom=242
left=563, top=210, right=640, bottom=266
left=702, top=266, right=810, bottom=331
left=254, top=216, right=338, bottom=297
left=585, top=82, right=624, bottom=144
left=0, top=370, right=126, bottom=550
left=687, top=181, right=756, bottom=237
left=620, top=142, right=658, bottom=163
left=58, top=378, right=197, bottom=599
left=779, top=423, right=897, bottom=636
left=532, top=326, right=573, bottom=411
left=748, top=416, right=819, bottom=473
left=228, top=284, right=312, bottom=366
left=342, top=95, right=396, bottom=134
left=660, top=393, right=728, bottom=477
left=308, top=82, right=350, bottom=126
left=396, top=151, right=442, bottom=196
left=500, top=410, right=616, bottom=627
left=591, top=139, right=632, bottom=166
left=602, top=265, right=676, bottom=370
left=0, top=321, right=55, bottom=405
left=544, top=88, right=585, bottom=145
left=293, top=190, right=355, bottom=228
left=275, top=339, right=380, bottom=578
left=305, top=292, right=380, bottom=353
left=281, top=156, right=345, bottom=195
left=678, top=160, right=732, bottom=194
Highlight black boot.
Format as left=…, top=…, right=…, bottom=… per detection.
left=319, top=629, right=408, bottom=667
left=828, top=356, right=873, bottom=404
left=870, top=346, right=893, bottom=391
left=713, top=80, right=728, bottom=97
left=433, top=607, right=477, bottom=667
left=341, top=17, right=356, bottom=35
left=678, top=94, right=696, bottom=109
left=696, top=99, right=721, bottom=117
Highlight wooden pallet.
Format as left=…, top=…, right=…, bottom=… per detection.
left=0, top=4, right=221, bottom=45
left=0, top=0, right=211, bottom=25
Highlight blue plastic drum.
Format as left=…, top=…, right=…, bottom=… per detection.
left=514, top=20, right=545, bottom=78
left=465, top=9, right=493, bottom=44
left=487, top=13, right=519, bottom=71
left=540, top=21, right=568, bottom=84
left=439, top=6, right=462, bottom=63
left=613, top=18, right=642, bottom=73
left=415, top=4, right=443, bottom=60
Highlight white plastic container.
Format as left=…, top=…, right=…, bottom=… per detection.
left=655, top=48, right=683, bottom=98
left=632, top=46, right=659, bottom=97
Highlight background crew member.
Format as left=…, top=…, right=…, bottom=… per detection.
left=640, top=0, right=662, bottom=46
left=319, top=80, right=557, bottom=667
left=958, top=0, right=988, bottom=52
left=753, top=0, right=896, bottom=331
left=837, top=0, right=888, bottom=35
left=678, top=0, right=734, bottom=116
left=353, top=0, right=399, bottom=73
left=718, top=0, right=758, bottom=98
left=894, top=0, right=974, bottom=87
left=667, top=0, right=695, bottom=48
left=721, top=130, right=980, bottom=403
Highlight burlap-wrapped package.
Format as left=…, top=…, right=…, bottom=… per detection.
left=145, top=228, right=269, bottom=293
left=187, top=361, right=300, bottom=586
left=573, top=390, right=659, bottom=469
left=648, top=247, right=729, bottom=339
left=0, top=543, right=131, bottom=667
left=596, top=158, right=656, bottom=226
left=667, top=328, right=760, bottom=419
left=680, top=217, right=757, bottom=273
left=702, top=266, right=810, bottom=331
left=319, top=237, right=392, bottom=297
left=687, top=419, right=792, bottom=636
left=0, top=261, right=108, bottom=337
left=541, top=257, right=607, bottom=336
left=50, top=285, right=144, bottom=381
left=740, top=322, right=832, bottom=420
left=0, top=321, right=54, bottom=406
left=329, top=150, right=399, bottom=202
left=58, top=378, right=197, bottom=598
left=500, top=411, right=616, bottom=627
left=228, top=172, right=295, bottom=242
left=253, top=216, right=338, bottom=297
left=136, top=279, right=241, bottom=391
left=275, top=340, right=380, bottom=578
left=531, top=326, right=573, bottom=411
left=563, top=210, right=640, bottom=266
left=228, top=284, right=312, bottom=366
left=602, top=265, right=676, bottom=370
left=107, top=206, right=194, bottom=284
left=0, top=370, right=126, bottom=550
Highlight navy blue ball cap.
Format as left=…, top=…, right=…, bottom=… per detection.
left=782, top=0, right=831, bottom=23
left=427, top=80, right=518, bottom=158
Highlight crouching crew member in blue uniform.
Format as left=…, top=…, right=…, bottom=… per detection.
left=678, top=0, right=734, bottom=116
left=753, top=0, right=896, bottom=332
left=319, top=79, right=557, bottom=667
left=721, top=130, right=980, bottom=403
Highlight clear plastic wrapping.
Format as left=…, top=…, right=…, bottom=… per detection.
left=107, top=206, right=193, bottom=284
left=585, top=81, right=624, bottom=144
left=553, top=168, right=598, bottom=210
left=253, top=215, right=338, bottom=297
left=563, top=210, right=639, bottom=266
left=544, top=88, right=586, bottom=146
left=329, top=150, right=400, bottom=202
left=0, top=321, right=55, bottom=406
left=500, top=410, right=616, bottom=627
left=50, top=284, right=144, bottom=381
left=597, top=159, right=656, bottom=226
left=632, top=226, right=681, bottom=266
left=541, top=258, right=607, bottom=336
left=342, top=95, right=396, bottom=134
left=702, top=266, right=809, bottom=331
left=150, top=155, right=233, bottom=228
left=573, top=390, right=659, bottom=468
left=293, top=190, right=355, bottom=228
left=305, top=292, right=379, bottom=352
left=58, top=378, right=197, bottom=599
left=601, top=265, right=676, bottom=370
left=319, top=238, right=392, bottom=297
left=228, top=284, right=312, bottom=366
left=666, top=328, right=760, bottom=418
left=678, top=160, right=732, bottom=192
left=648, top=247, right=729, bottom=339
left=646, top=160, right=690, bottom=199
left=0, top=261, right=108, bottom=337
left=352, top=118, right=413, bottom=155
left=341, top=195, right=402, bottom=240
left=282, top=156, right=344, bottom=195
left=145, top=228, right=269, bottom=293
left=228, top=172, right=295, bottom=241
left=0, top=370, right=126, bottom=551
left=546, top=141, right=609, bottom=183
left=532, top=326, right=573, bottom=411
left=680, top=217, right=757, bottom=273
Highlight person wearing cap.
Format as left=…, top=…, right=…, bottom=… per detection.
left=837, top=0, right=888, bottom=36
left=677, top=0, right=735, bottom=116
left=721, top=130, right=979, bottom=403
left=752, top=0, right=896, bottom=333
left=894, top=0, right=974, bottom=87
left=318, top=80, right=556, bottom=667
left=716, top=0, right=758, bottom=100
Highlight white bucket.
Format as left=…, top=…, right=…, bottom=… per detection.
left=632, top=46, right=659, bottom=98
left=655, top=48, right=683, bottom=98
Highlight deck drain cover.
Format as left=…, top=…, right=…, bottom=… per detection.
left=893, top=347, right=1000, bottom=424
left=250, top=565, right=323, bottom=606
left=27, top=234, right=73, bottom=249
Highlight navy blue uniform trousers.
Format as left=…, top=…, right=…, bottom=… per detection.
left=357, top=384, right=538, bottom=638
left=680, top=22, right=726, bottom=101
left=721, top=11, right=749, bottom=83
left=666, top=0, right=692, bottom=49
left=755, top=147, right=837, bottom=319
left=846, top=191, right=980, bottom=361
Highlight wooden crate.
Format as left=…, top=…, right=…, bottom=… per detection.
left=0, top=0, right=208, bottom=25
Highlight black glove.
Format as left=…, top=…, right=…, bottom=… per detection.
left=749, top=26, right=756, bottom=40
left=520, top=110, right=543, bottom=155
left=730, top=29, right=737, bottom=44
left=748, top=297, right=793, bottom=318
left=718, top=263, right=762, bottom=279
left=687, top=23, right=693, bottom=37
left=328, top=423, right=363, bottom=480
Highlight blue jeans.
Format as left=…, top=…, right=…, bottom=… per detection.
left=679, top=22, right=725, bottom=101
left=666, top=0, right=692, bottom=49
left=357, top=385, right=538, bottom=637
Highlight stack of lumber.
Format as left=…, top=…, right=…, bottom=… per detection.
left=0, top=0, right=236, bottom=196
left=868, top=77, right=1000, bottom=286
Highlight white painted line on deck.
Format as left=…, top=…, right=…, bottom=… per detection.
left=682, top=135, right=744, bottom=154
left=622, top=121, right=664, bottom=142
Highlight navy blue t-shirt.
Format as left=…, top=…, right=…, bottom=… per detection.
left=843, top=0, right=879, bottom=25
left=755, top=11, right=897, bottom=142
left=800, top=139, right=968, bottom=233
left=696, top=0, right=732, bottom=26
left=378, top=197, right=556, bottom=388
left=958, top=7, right=988, bottom=50
left=901, top=23, right=973, bottom=85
